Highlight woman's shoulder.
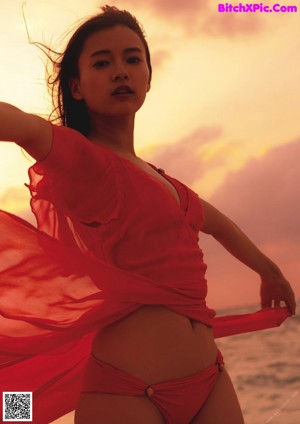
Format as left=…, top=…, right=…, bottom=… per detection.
left=28, top=124, right=123, bottom=224
left=51, top=123, right=91, bottom=149
left=35, top=124, right=112, bottom=169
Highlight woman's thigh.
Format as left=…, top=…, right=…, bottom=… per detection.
left=190, top=369, right=245, bottom=424
left=75, top=393, right=165, bottom=424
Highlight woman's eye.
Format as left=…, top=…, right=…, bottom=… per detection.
left=93, top=60, right=109, bottom=68
left=127, top=57, right=141, bottom=64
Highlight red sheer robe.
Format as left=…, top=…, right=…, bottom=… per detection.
left=0, top=125, right=291, bottom=423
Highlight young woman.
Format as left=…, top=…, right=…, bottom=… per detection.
left=0, top=6, right=296, bottom=424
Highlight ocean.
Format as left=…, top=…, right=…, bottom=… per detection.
left=51, top=301, right=300, bottom=424
left=215, top=301, right=300, bottom=424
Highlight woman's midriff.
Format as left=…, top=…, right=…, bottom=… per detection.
left=91, top=305, right=218, bottom=383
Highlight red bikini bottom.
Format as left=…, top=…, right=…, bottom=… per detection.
left=80, top=350, right=225, bottom=424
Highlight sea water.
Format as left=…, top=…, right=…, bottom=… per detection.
left=216, top=301, right=300, bottom=424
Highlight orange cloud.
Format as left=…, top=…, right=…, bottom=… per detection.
left=205, top=139, right=300, bottom=308
left=121, top=0, right=263, bottom=37
left=151, top=49, right=171, bottom=70
left=209, top=139, right=300, bottom=245
left=147, top=126, right=223, bottom=185
left=201, top=11, right=263, bottom=37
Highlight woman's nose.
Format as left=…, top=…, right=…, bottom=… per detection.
left=111, top=62, right=129, bottom=81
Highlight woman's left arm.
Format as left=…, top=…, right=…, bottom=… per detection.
left=200, top=199, right=296, bottom=315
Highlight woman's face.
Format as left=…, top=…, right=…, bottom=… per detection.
left=69, top=25, right=151, bottom=118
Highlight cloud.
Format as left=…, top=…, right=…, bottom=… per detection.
left=146, top=125, right=249, bottom=198
left=124, top=0, right=209, bottom=20
left=201, top=11, right=263, bottom=38
left=149, top=0, right=209, bottom=28
left=209, top=139, right=300, bottom=245
left=121, top=0, right=263, bottom=37
left=147, top=126, right=223, bottom=185
left=151, top=49, right=171, bottom=70
left=203, top=139, right=300, bottom=308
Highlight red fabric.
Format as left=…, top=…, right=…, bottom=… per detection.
left=80, top=350, right=224, bottom=424
left=0, top=124, right=291, bottom=423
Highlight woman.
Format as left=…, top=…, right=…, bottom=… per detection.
left=0, top=6, right=296, bottom=424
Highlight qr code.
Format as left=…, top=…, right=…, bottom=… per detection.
left=2, top=392, right=32, bottom=422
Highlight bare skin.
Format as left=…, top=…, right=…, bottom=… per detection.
left=75, top=306, right=245, bottom=424
left=1, top=24, right=295, bottom=424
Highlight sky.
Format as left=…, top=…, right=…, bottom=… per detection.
left=0, top=1, right=299, bottom=294
left=1, top=0, right=299, bottom=306
left=0, top=1, right=299, bottom=423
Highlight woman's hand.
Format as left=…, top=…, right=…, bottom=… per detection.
left=260, top=270, right=296, bottom=315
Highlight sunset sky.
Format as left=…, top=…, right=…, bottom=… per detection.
left=1, top=1, right=299, bottom=423
left=1, top=0, right=299, bottom=308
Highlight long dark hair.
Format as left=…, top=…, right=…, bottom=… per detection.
left=27, top=5, right=152, bottom=136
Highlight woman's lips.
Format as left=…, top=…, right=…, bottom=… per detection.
left=111, top=85, right=134, bottom=95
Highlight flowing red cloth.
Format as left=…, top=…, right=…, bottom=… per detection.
left=0, top=125, right=291, bottom=423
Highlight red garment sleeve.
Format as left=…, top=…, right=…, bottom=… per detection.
left=213, top=307, right=291, bottom=338
left=26, top=124, right=123, bottom=240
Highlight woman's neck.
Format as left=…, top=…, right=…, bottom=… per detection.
left=87, top=114, right=137, bottom=156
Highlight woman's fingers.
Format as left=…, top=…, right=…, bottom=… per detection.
left=260, top=276, right=297, bottom=315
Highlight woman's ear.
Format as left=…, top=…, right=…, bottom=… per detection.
left=147, top=81, right=151, bottom=92
left=69, top=78, right=83, bottom=100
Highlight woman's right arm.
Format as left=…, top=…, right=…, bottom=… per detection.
left=0, top=102, right=52, bottom=161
